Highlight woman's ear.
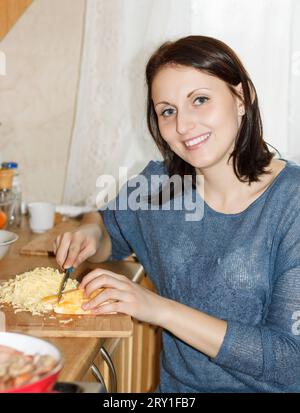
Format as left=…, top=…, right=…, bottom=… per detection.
left=234, top=83, right=245, bottom=116
left=235, top=81, right=256, bottom=112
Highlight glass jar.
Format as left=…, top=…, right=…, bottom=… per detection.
left=1, top=162, right=22, bottom=227
left=0, top=189, right=16, bottom=229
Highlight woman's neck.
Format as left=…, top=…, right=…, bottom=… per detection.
left=195, top=158, right=246, bottom=206
left=195, top=158, right=285, bottom=214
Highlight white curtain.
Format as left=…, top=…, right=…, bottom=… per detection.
left=63, top=0, right=300, bottom=206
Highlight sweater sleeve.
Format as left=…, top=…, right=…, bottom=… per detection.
left=98, top=160, right=162, bottom=261
left=100, top=206, right=133, bottom=261
left=98, top=177, right=136, bottom=261
left=212, top=212, right=300, bottom=386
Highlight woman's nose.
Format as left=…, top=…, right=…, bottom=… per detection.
left=176, top=110, right=196, bottom=135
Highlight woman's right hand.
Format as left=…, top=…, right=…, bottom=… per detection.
left=53, top=224, right=102, bottom=269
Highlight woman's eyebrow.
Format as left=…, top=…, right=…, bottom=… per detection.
left=154, top=87, right=211, bottom=107
left=187, top=87, right=211, bottom=97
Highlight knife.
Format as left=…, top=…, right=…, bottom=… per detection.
left=57, top=267, right=74, bottom=303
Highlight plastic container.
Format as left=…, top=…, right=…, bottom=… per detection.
left=1, top=162, right=22, bottom=226
left=0, top=169, right=14, bottom=190
left=0, top=190, right=16, bottom=230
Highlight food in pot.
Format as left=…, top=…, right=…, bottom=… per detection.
left=0, top=344, right=58, bottom=391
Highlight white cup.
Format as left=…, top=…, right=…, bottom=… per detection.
left=27, top=202, right=55, bottom=233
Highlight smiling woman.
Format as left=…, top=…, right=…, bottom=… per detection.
left=54, top=35, right=300, bottom=393
left=146, top=36, right=274, bottom=193
left=152, top=66, right=244, bottom=172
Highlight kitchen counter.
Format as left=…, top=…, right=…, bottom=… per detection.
left=0, top=217, right=144, bottom=381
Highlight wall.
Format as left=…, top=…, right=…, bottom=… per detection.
left=0, top=0, right=33, bottom=40
left=0, top=0, right=86, bottom=204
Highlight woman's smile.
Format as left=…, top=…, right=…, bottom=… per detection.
left=152, top=65, right=244, bottom=170
left=183, top=132, right=211, bottom=150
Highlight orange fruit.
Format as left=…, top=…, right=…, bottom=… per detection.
left=0, top=210, right=7, bottom=229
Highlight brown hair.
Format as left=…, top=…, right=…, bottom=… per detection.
left=146, top=35, right=278, bottom=189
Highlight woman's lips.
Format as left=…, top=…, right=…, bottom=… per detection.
left=184, top=132, right=211, bottom=150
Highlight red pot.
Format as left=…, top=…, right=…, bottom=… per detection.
left=0, top=332, right=63, bottom=393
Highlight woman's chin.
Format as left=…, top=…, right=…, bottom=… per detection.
left=172, top=150, right=217, bottom=171
left=186, top=157, right=214, bottom=171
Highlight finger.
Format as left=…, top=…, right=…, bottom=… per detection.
left=83, top=288, right=128, bottom=310
left=53, top=235, right=61, bottom=255
left=63, top=242, right=82, bottom=269
left=56, top=233, right=72, bottom=268
left=84, top=274, right=129, bottom=299
left=91, top=301, right=123, bottom=315
left=80, top=269, right=126, bottom=289
left=73, top=244, right=97, bottom=268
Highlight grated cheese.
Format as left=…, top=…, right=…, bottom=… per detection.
left=0, top=267, right=78, bottom=315
left=59, top=318, right=73, bottom=324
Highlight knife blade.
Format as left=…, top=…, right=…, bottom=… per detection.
left=57, top=267, right=74, bottom=303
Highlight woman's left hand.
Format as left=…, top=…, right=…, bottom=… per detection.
left=79, top=268, right=169, bottom=325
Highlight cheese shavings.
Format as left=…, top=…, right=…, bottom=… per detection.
left=0, top=267, right=78, bottom=315
left=59, top=318, right=73, bottom=324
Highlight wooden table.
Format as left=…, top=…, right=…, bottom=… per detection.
left=0, top=218, right=144, bottom=381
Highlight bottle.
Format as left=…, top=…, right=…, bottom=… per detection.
left=1, top=162, right=22, bottom=227
left=0, top=167, right=14, bottom=229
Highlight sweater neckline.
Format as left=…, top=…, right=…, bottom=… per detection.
left=196, top=158, right=289, bottom=218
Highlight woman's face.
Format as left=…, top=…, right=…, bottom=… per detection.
left=152, top=65, right=244, bottom=170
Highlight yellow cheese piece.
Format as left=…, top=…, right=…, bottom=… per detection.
left=41, top=288, right=106, bottom=315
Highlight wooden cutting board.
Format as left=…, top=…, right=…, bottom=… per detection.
left=20, top=220, right=80, bottom=256
left=1, top=305, right=133, bottom=338
left=4, top=219, right=136, bottom=338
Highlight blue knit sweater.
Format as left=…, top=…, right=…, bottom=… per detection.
left=100, top=159, right=300, bottom=392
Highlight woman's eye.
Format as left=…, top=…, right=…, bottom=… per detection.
left=193, top=96, right=209, bottom=105
left=160, top=108, right=176, bottom=118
